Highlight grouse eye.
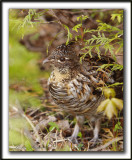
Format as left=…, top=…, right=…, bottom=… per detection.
left=60, top=57, right=65, bottom=62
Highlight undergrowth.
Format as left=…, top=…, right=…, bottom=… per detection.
left=9, top=9, right=123, bottom=151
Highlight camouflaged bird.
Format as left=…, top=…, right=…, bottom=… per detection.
left=43, top=41, right=123, bottom=144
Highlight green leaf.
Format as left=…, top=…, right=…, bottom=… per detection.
left=77, top=143, right=83, bottom=150
left=95, top=46, right=101, bottom=59
left=117, top=15, right=122, bottom=23
left=83, top=28, right=95, bottom=34
left=111, top=14, right=116, bottom=21
left=63, top=24, right=73, bottom=45
left=72, top=24, right=82, bottom=32
left=78, top=132, right=82, bottom=138
left=115, top=42, right=123, bottom=55
left=48, top=122, right=59, bottom=131
left=111, top=14, right=122, bottom=23
left=49, top=126, right=55, bottom=132
left=98, top=64, right=123, bottom=72
left=114, top=121, right=122, bottom=132
left=25, top=140, right=34, bottom=151
left=82, top=15, right=89, bottom=20
left=107, top=82, right=123, bottom=88
left=75, top=35, right=81, bottom=41
left=77, top=15, right=88, bottom=22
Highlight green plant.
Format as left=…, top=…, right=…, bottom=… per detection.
left=9, top=9, right=49, bottom=38
left=78, top=131, right=82, bottom=139
left=114, top=121, right=122, bottom=132
left=25, top=140, right=34, bottom=151
left=62, top=12, right=123, bottom=75
left=48, top=122, right=59, bottom=132
left=63, top=24, right=73, bottom=45
left=77, top=143, right=84, bottom=151
left=97, top=88, right=123, bottom=119
left=112, top=117, right=123, bottom=151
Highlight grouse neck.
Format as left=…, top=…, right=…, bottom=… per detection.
left=52, top=67, right=71, bottom=82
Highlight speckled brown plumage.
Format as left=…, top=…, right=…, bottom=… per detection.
left=43, top=41, right=123, bottom=144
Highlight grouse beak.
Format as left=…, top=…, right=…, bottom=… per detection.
left=43, top=56, right=55, bottom=65
left=43, top=58, right=50, bottom=65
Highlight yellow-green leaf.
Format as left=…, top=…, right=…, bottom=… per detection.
left=104, top=100, right=118, bottom=119
left=111, top=14, right=116, bottom=21
left=117, top=15, right=122, bottom=23
left=97, top=99, right=110, bottom=113
left=103, top=88, right=116, bottom=99
left=111, top=98, right=123, bottom=111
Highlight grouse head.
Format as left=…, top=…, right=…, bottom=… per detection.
left=43, top=42, right=81, bottom=74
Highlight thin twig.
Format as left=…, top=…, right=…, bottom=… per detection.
left=83, top=9, right=117, bottom=13
left=62, top=9, right=117, bottom=14
left=88, top=136, right=123, bottom=151
left=82, top=9, right=98, bottom=26
left=28, top=108, right=40, bottom=116
left=14, top=100, right=44, bottom=149
left=23, top=128, right=41, bottom=151
left=48, top=9, right=64, bottom=29
left=9, top=145, right=26, bottom=151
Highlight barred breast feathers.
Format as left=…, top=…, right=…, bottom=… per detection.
left=48, top=69, right=104, bottom=115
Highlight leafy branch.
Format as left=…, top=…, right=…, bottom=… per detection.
left=98, top=64, right=123, bottom=72
left=63, top=24, right=73, bottom=45
left=9, top=9, right=49, bottom=38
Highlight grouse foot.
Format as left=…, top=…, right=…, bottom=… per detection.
left=67, top=136, right=78, bottom=144
left=89, top=137, right=102, bottom=147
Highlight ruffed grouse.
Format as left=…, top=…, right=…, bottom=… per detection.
left=43, top=41, right=123, bottom=144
